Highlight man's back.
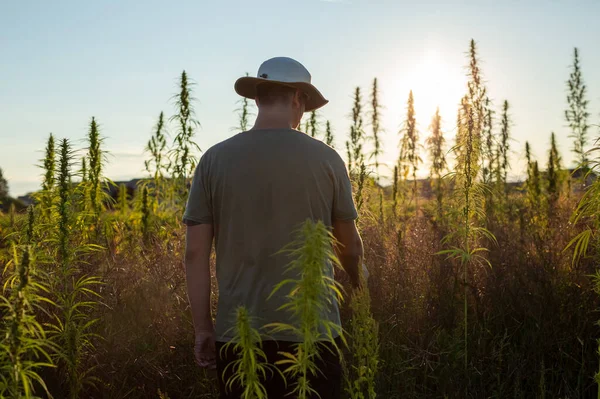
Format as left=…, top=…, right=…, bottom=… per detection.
left=184, top=128, right=357, bottom=341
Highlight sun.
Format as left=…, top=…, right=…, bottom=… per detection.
left=411, top=50, right=466, bottom=133
left=387, top=49, right=467, bottom=137
left=377, top=49, right=467, bottom=180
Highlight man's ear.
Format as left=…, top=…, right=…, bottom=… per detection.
left=292, top=90, right=303, bottom=108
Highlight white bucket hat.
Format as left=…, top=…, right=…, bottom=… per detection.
left=234, top=57, right=328, bottom=112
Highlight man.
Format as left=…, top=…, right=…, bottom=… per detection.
left=183, top=57, right=363, bottom=399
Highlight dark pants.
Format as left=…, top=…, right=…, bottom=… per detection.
left=216, top=338, right=342, bottom=399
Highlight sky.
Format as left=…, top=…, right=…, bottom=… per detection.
left=1, top=0, right=600, bottom=197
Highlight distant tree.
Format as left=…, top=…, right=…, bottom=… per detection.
left=0, top=167, right=8, bottom=200
left=566, top=47, right=590, bottom=172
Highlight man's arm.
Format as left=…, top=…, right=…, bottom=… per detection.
left=185, top=223, right=215, bottom=367
left=332, top=219, right=364, bottom=289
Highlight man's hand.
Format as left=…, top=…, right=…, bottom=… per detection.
left=185, top=224, right=216, bottom=368
left=194, top=329, right=217, bottom=369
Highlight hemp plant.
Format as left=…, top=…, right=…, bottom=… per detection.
left=347, top=87, right=365, bottom=174
left=266, top=219, right=344, bottom=399
left=39, top=133, right=56, bottom=222
left=426, top=107, right=447, bottom=219
left=369, top=78, right=383, bottom=178
left=325, top=121, right=335, bottom=148
left=221, top=306, right=274, bottom=399
left=169, top=70, right=202, bottom=207
left=346, top=272, right=379, bottom=399
left=566, top=48, right=590, bottom=174
left=439, top=40, right=496, bottom=387
left=52, top=138, right=103, bottom=399
left=399, top=90, right=421, bottom=208
left=145, top=111, right=168, bottom=204
left=0, top=246, right=56, bottom=399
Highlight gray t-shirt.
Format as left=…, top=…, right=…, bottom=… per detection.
left=183, top=128, right=358, bottom=342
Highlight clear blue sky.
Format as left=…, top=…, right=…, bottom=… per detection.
left=1, top=0, right=599, bottom=196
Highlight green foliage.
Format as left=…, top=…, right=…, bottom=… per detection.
left=237, top=73, right=253, bottom=132
left=57, top=139, right=74, bottom=266
left=347, top=87, right=365, bottom=174
left=426, top=107, right=447, bottom=217
left=566, top=136, right=600, bottom=266
left=145, top=111, right=168, bottom=199
left=51, top=275, right=102, bottom=399
left=399, top=90, right=421, bottom=207
left=546, top=132, right=563, bottom=207
left=266, top=220, right=344, bottom=399
left=0, top=166, right=8, bottom=200
left=169, top=70, right=201, bottom=204
left=221, top=307, right=271, bottom=398
left=325, top=120, right=335, bottom=148
left=525, top=142, right=542, bottom=209
left=157, top=389, right=171, bottom=399
left=40, top=133, right=56, bottom=221
left=481, top=97, right=496, bottom=185
left=0, top=246, right=56, bottom=399
left=87, top=117, right=105, bottom=217
left=566, top=47, right=590, bottom=171
left=141, top=185, right=151, bottom=242
left=391, top=166, right=398, bottom=219
left=440, top=40, right=495, bottom=384
left=354, top=163, right=367, bottom=214
left=347, top=275, right=379, bottom=399
left=309, top=110, right=319, bottom=138
left=498, top=100, right=511, bottom=192
left=369, top=78, right=383, bottom=177
left=117, top=183, right=129, bottom=214
left=26, top=206, right=35, bottom=245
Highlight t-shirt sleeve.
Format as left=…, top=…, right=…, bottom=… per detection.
left=332, top=156, right=358, bottom=221
left=182, top=153, right=213, bottom=225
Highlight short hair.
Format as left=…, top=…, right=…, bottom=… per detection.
left=256, top=83, right=304, bottom=107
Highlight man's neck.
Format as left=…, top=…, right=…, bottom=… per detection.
left=251, top=109, right=294, bottom=130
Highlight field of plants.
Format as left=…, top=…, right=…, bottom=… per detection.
left=1, top=40, right=600, bottom=398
